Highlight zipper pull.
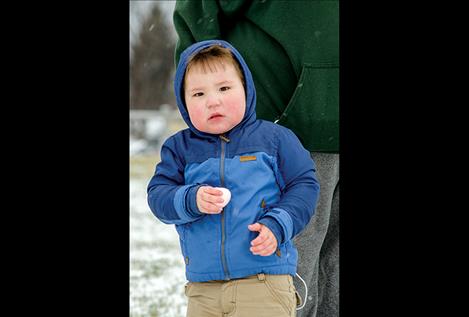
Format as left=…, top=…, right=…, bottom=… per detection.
left=219, top=134, right=230, bottom=143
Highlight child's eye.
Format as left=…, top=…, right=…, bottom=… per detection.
left=193, top=92, right=204, bottom=97
left=220, top=86, right=230, bottom=92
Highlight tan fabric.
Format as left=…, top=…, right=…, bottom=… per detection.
left=185, top=274, right=298, bottom=317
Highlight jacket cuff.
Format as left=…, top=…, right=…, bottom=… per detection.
left=186, top=184, right=204, bottom=217
left=173, top=184, right=204, bottom=222
left=258, top=216, right=285, bottom=245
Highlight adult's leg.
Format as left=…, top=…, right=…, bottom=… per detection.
left=317, top=184, right=339, bottom=316
left=294, top=153, right=339, bottom=317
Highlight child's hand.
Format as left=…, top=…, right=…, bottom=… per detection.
left=248, top=223, right=278, bottom=256
left=196, top=186, right=224, bottom=214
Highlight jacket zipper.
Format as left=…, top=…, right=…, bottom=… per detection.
left=219, top=134, right=230, bottom=280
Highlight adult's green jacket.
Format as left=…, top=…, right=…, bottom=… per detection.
left=174, top=0, right=338, bottom=152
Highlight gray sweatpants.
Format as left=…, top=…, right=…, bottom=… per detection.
left=294, top=152, right=339, bottom=317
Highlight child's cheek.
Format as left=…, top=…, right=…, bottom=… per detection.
left=187, top=104, right=206, bottom=130
left=224, top=96, right=240, bottom=112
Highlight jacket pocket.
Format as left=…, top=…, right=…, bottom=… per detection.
left=276, top=63, right=339, bottom=152
left=184, top=218, right=221, bottom=274
left=249, top=199, right=269, bottom=242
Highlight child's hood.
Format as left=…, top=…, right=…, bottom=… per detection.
left=174, top=40, right=257, bottom=138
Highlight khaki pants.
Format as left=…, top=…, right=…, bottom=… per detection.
left=185, top=274, right=298, bottom=317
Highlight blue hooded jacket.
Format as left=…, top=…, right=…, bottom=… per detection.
left=147, top=40, right=319, bottom=282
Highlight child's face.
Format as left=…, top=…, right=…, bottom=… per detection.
left=184, top=62, right=246, bottom=135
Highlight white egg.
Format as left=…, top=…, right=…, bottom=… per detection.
left=215, top=187, right=231, bottom=207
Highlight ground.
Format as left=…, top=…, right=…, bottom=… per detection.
left=130, top=154, right=187, bottom=317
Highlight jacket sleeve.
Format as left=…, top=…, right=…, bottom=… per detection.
left=258, top=127, right=320, bottom=244
left=173, top=0, right=250, bottom=65
left=147, top=136, right=204, bottom=225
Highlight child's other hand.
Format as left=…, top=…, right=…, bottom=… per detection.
left=196, top=186, right=224, bottom=214
left=248, top=223, right=278, bottom=256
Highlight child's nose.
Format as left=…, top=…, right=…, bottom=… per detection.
left=206, top=94, right=221, bottom=108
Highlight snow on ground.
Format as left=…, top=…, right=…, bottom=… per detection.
left=130, top=164, right=187, bottom=317
left=130, top=109, right=188, bottom=316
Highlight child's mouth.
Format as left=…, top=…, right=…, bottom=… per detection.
left=209, top=113, right=223, bottom=120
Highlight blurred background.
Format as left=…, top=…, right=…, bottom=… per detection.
left=130, top=1, right=188, bottom=316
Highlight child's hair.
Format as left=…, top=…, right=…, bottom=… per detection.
left=184, top=45, right=245, bottom=90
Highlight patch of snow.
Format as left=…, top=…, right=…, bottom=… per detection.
left=130, top=178, right=187, bottom=317
left=129, top=137, right=148, bottom=156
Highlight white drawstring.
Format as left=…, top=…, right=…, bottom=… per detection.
left=295, top=273, right=308, bottom=310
